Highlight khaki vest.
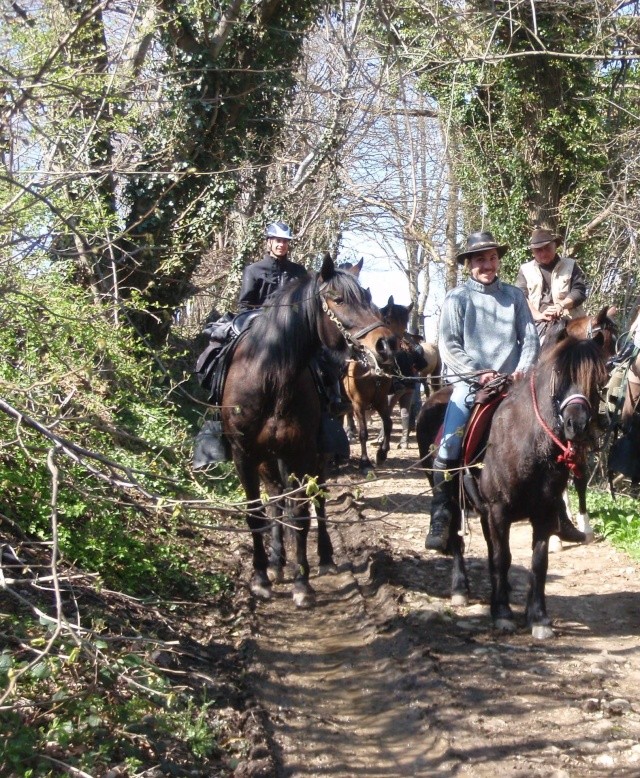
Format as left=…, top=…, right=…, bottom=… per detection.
left=520, top=256, right=585, bottom=319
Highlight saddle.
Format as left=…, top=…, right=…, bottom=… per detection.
left=461, top=393, right=506, bottom=466
left=195, top=310, right=259, bottom=405
left=434, top=379, right=510, bottom=466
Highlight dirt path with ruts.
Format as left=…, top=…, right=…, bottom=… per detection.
left=236, top=424, right=640, bottom=777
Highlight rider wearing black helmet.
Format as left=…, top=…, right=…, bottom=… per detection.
left=238, top=222, right=308, bottom=311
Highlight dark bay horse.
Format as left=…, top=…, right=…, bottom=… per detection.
left=342, top=296, right=411, bottom=471
left=551, top=307, right=618, bottom=546
left=221, top=255, right=398, bottom=607
left=417, top=335, right=608, bottom=638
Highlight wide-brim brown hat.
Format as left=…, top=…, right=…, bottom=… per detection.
left=456, top=231, right=509, bottom=264
left=529, top=228, right=562, bottom=249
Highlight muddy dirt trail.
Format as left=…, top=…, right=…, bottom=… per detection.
left=237, top=428, right=640, bottom=777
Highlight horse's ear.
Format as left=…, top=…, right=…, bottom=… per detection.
left=406, top=302, right=414, bottom=314
left=543, top=319, right=568, bottom=347
left=319, top=253, right=335, bottom=280
left=354, top=257, right=364, bottom=274
left=387, top=295, right=394, bottom=306
left=596, top=304, right=614, bottom=325
left=365, top=287, right=372, bottom=303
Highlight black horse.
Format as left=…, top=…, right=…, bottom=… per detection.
left=417, top=334, right=607, bottom=638
left=221, top=255, right=398, bottom=607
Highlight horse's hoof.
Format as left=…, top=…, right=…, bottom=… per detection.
left=583, top=532, right=595, bottom=544
left=451, top=592, right=469, bottom=607
left=292, top=587, right=315, bottom=608
left=268, top=567, right=285, bottom=584
left=494, top=618, right=516, bottom=633
left=318, top=563, right=339, bottom=576
left=531, top=624, right=555, bottom=640
left=375, top=450, right=388, bottom=465
left=548, top=535, right=562, bottom=553
left=250, top=576, right=272, bottom=600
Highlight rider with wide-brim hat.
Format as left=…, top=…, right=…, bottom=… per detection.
left=515, top=227, right=586, bottom=337
left=425, top=230, right=539, bottom=553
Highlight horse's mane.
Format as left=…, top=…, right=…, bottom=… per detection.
left=538, top=335, right=608, bottom=404
left=243, top=267, right=370, bottom=395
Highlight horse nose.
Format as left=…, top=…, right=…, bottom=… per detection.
left=376, top=334, right=398, bottom=366
left=564, top=411, right=589, bottom=441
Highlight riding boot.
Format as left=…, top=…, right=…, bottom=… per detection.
left=328, top=379, right=352, bottom=417
left=397, top=413, right=410, bottom=449
left=557, top=513, right=587, bottom=544
left=425, top=458, right=459, bottom=552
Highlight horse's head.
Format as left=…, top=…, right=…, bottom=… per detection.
left=564, top=306, right=618, bottom=360
left=317, top=254, right=398, bottom=368
left=539, top=336, right=609, bottom=444
left=337, top=257, right=364, bottom=279
left=379, top=296, right=413, bottom=338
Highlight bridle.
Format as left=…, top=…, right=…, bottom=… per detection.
left=319, top=293, right=392, bottom=375
left=529, top=372, right=591, bottom=478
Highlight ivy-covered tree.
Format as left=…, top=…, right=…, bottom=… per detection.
left=372, top=0, right=640, bottom=310
left=2, top=0, right=324, bottom=341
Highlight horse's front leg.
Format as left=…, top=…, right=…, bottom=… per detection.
left=487, top=505, right=515, bottom=631
left=526, top=517, right=555, bottom=640
left=375, top=403, right=392, bottom=465
left=345, top=411, right=357, bottom=443
left=572, top=473, right=594, bottom=541
left=354, top=404, right=373, bottom=472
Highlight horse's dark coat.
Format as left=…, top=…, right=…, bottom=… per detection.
left=417, top=335, right=607, bottom=634
left=221, top=255, right=397, bottom=605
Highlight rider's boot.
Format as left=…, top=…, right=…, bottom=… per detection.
left=328, top=379, right=352, bottom=417
left=425, top=458, right=459, bottom=552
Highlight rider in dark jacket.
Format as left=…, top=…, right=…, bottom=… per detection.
left=238, top=222, right=308, bottom=310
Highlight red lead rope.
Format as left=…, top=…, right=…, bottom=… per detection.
left=529, top=373, right=583, bottom=478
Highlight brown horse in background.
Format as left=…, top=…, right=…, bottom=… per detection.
left=221, top=255, right=398, bottom=606
left=342, top=296, right=411, bottom=472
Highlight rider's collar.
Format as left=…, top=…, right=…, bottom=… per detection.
left=466, top=277, right=503, bottom=294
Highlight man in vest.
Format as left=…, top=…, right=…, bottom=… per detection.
left=515, top=227, right=589, bottom=546
left=515, top=227, right=587, bottom=341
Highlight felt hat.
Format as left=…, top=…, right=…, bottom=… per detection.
left=456, top=231, right=509, bottom=264
left=529, top=228, right=562, bottom=249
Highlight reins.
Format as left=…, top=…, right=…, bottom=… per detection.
left=529, top=372, right=588, bottom=478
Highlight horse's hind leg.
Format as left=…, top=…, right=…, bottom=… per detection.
left=449, top=512, right=470, bottom=606
left=262, top=465, right=287, bottom=583
left=313, top=468, right=337, bottom=574
left=487, top=507, right=515, bottom=631
left=236, top=462, right=272, bottom=599
left=290, top=505, right=315, bottom=608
